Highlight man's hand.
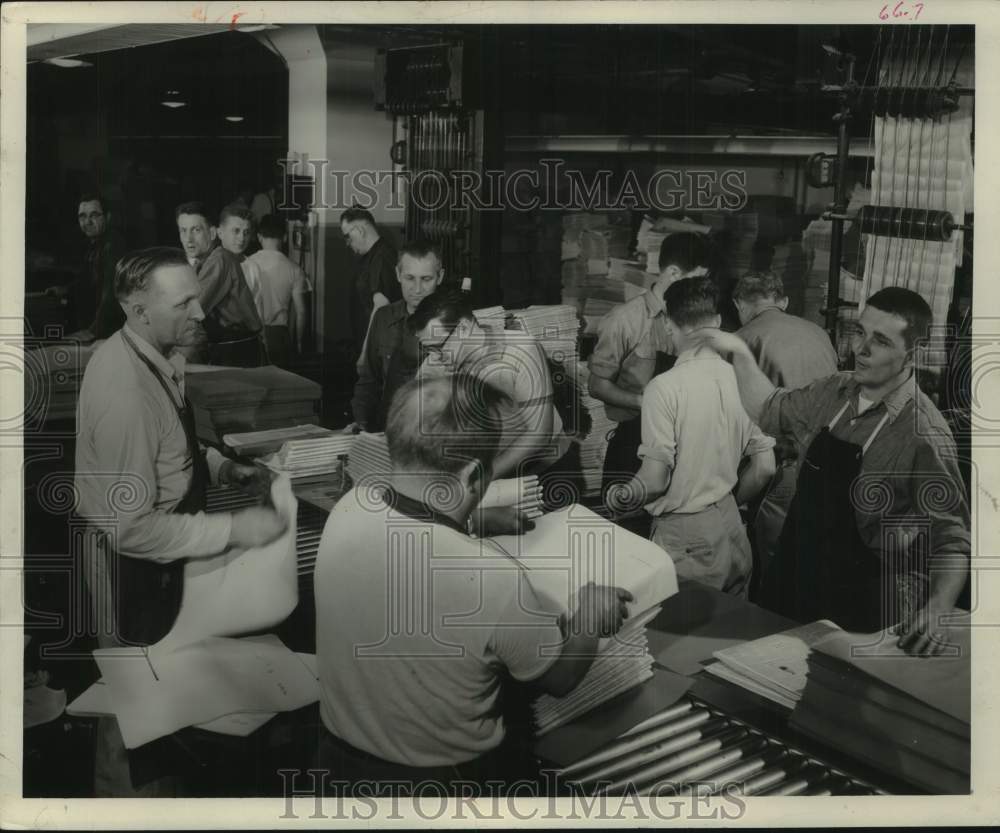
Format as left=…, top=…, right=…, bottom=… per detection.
left=219, top=460, right=272, bottom=498
left=228, top=506, right=287, bottom=550
left=342, top=422, right=362, bottom=435
left=570, top=582, right=634, bottom=638
left=469, top=506, right=536, bottom=537
left=894, top=600, right=955, bottom=657
left=687, top=327, right=751, bottom=360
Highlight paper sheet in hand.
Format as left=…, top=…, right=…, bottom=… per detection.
left=153, top=475, right=298, bottom=654
left=487, top=504, right=678, bottom=616
left=94, top=637, right=319, bottom=749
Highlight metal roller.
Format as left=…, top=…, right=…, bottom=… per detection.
left=858, top=205, right=971, bottom=242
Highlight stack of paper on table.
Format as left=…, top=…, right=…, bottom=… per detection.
left=186, top=366, right=321, bottom=444
left=473, top=305, right=506, bottom=328
left=704, top=619, right=842, bottom=710
left=346, top=431, right=392, bottom=485
left=223, top=423, right=336, bottom=459
left=789, top=621, right=970, bottom=794
left=508, top=305, right=581, bottom=367
left=258, top=432, right=355, bottom=482
left=66, top=476, right=313, bottom=747
left=485, top=504, right=678, bottom=734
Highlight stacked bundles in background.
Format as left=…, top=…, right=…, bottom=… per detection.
left=473, top=305, right=506, bottom=330
left=23, top=341, right=100, bottom=426
left=573, top=363, right=614, bottom=498
left=560, top=212, right=632, bottom=323
left=508, top=305, right=581, bottom=369
left=257, top=432, right=355, bottom=484
left=790, top=625, right=970, bottom=794
left=186, top=366, right=321, bottom=445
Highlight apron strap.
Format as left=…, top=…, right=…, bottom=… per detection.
left=862, top=412, right=891, bottom=455
left=828, top=397, right=891, bottom=456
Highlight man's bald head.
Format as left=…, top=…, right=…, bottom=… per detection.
left=385, top=372, right=510, bottom=477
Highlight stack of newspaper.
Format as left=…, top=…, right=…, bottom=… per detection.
left=257, top=432, right=355, bottom=482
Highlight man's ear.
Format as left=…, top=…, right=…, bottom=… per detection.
left=436, top=269, right=446, bottom=287
left=711, top=314, right=722, bottom=329
left=209, top=226, right=218, bottom=242
left=778, top=296, right=790, bottom=311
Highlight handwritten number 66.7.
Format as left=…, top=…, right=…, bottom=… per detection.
left=880, top=1, right=924, bottom=19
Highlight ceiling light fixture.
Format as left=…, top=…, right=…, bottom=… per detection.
left=225, top=115, right=245, bottom=123
left=44, top=57, right=93, bottom=68
left=235, top=24, right=279, bottom=33
left=161, top=101, right=187, bottom=109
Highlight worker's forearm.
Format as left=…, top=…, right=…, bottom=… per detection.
left=928, top=554, right=968, bottom=610
left=735, top=454, right=775, bottom=505
left=730, top=349, right=777, bottom=424
left=589, top=376, right=643, bottom=411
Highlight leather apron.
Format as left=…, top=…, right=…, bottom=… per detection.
left=761, top=400, right=893, bottom=632
left=116, top=329, right=209, bottom=646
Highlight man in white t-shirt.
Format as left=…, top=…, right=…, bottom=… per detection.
left=245, top=214, right=310, bottom=365
left=609, top=277, right=775, bottom=597
left=314, top=372, right=631, bottom=792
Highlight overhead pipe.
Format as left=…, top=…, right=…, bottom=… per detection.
left=505, top=134, right=875, bottom=158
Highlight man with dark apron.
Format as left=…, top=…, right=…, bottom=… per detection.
left=693, top=287, right=969, bottom=654
left=75, top=247, right=285, bottom=795
left=761, top=402, right=893, bottom=631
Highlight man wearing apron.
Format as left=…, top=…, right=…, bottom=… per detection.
left=587, top=232, right=711, bottom=537
left=695, top=287, right=969, bottom=654
left=75, top=247, right=286, bottom=795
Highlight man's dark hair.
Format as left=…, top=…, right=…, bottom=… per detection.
left=257, top=214, right=286, bottom=240
left=340, top=206, right=377, bottom=229
left=77, top=193, right=108, bottom=214
left=115, top=247, right=189, bottom=301
left=733, top=270, right=786, bottom=304
left=658, top=231, right=711, bottom=275
left=866, top=286, right=933, bottom=350
left=219, top=203, right=254, bottom=226
left=408, top=288, right=475, bottom=335
left=663, top=276, right=719, bottom=329
left=398, top=239, right=442, bottom=268
left=174, top=201, right=212, bottom=224
left=385, top=372, right=511, bottom=479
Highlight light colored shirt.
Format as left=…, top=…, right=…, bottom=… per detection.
left=736, top=307, right=838, bottom=389
left=314, top=488, right=562, bottom=767
left=74, top=325, right=231, bottom=562
left=588, top=289, right=674, bottom=422
left=758, top=372, right=969, bottom=563
left=639, top=348, right=774, bottom=515
left=246, top=249, right=309, bottom=327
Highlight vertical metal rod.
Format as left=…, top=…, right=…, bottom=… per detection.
left=825, top=53, right=856, bottom=343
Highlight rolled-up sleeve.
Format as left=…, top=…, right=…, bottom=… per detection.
left=913, top=439, right=971, bottom=562
left=588, top=311, right=630, bottom=382
left=78, top=393, right=231, bottom=563
left=743, top=418, right=776, bottom=457
left=638, top=379, right=677, bottom=468
left=758, top=373, right=846, bottom=446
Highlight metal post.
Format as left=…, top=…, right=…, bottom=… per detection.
left=825, top=53, right=855, bottom=342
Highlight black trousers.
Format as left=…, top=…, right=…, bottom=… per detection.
left=601, top=416, right=652, bottom=539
